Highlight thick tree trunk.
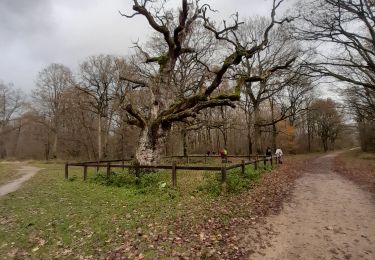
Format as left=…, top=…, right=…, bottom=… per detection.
left=135, top=125, right=170, bottom=166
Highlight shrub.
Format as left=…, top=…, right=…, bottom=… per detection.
left=199, top=164, right=271, bottom=196
left=91, top=169, right=167, bottom=191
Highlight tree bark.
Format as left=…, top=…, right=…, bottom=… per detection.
left=135, top=125, right=170, bottom=165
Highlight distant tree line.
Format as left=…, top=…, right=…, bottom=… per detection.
left=1, top=0, right=372, bottom=163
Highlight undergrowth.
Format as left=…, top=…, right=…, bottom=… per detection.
left=87, top=164, right=272, bottom=197
left=199, top=164, right=273, bottom=196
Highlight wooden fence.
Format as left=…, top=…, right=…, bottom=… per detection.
left=65, top=155, right=279, bottom=189
left=163, top=154, right=262, bottom=164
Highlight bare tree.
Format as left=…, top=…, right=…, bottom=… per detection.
left=119, top=0, right=291, bottom=165
left=295, top=0, right=375, bottom=91
left=344, top=84, right=375, bottom=151
left=0, top=82, right=23, bottom=130
left=0, top=82, right=24, bottom=158
left=33, top=63, right=74, bottom=158
left=78, top=55, right=127, bottom=161
left=235, top=18, right=300, bottom=153
left=310, top=98, right=343, bottom=152
left=294, top=0, right=375, bottom=151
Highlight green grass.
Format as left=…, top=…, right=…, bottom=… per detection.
left=0, top=164, right=183, bottom=258
left=0, top=161, right=273, bottom=259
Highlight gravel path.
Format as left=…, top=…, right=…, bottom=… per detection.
left=254, top=154, right=375, bottom=260
left=0, top=165, right=40, bottom=196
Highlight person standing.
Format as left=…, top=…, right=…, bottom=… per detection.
left=220, top=147, right=228, bottom=163
left=275, top=148, right=283, bottom=164
left=265, top=146, right=272, bottom=160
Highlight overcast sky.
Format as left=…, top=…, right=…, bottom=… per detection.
left=0, top=0, right=293, bottom=93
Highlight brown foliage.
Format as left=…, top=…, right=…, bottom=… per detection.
left=107, top=157, right=312, bottom=259
left=334, top=152, right=375, bottom=194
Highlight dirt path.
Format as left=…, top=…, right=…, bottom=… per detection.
left=0, top=165, right=40, bottom=196
left=254, top=154, right=375, bottom=260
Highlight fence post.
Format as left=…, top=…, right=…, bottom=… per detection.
left=172, top=161, right=177, bottom=187
left=241, top=160, right=245, bottom=175
left=221, top=165, right=227, bottom=193
left=84, top=165, right=88, bottom=180
left=205, top=155, right=207, bottom=164
left=65, top=163, right=69, bottom=179
left=186, top=155, right=189, bottom=164
left=122, top=160, right=125, bottom=170
left=270, top=155, right=273, bottom=167
left=106, top=162, right=111, bottom=178
left=254, top=159, right=258, bottom=170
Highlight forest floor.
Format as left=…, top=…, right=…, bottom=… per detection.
left=0, top=156, right=307, bottom=259
left=0, top=151, right=374, bottom=259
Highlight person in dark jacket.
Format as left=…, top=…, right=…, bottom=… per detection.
left=265, top=146, right=272, bottom=160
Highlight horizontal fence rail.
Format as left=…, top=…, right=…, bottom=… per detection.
left=65, top=154, right=281, bottom=191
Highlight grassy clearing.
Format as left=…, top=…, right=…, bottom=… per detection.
left=0, top=162, right=25, bottom=186
left=0, top=160, right=272, bottom=259
left=0, top=164, right=180, bottom=259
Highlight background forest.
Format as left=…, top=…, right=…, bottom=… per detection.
left=0, top=0, right=373, bottom=162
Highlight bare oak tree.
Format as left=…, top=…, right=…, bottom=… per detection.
left=120, top=0, right=290, bottom=165
left=236, top=18, right=300, bottom=153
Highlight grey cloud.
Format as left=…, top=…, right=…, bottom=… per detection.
left=0, top=0, right=290, bottom=91
left=0, top=0, right=54, bottom=45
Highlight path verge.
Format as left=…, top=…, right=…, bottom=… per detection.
left=0, top=165, right=41, bottom=196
